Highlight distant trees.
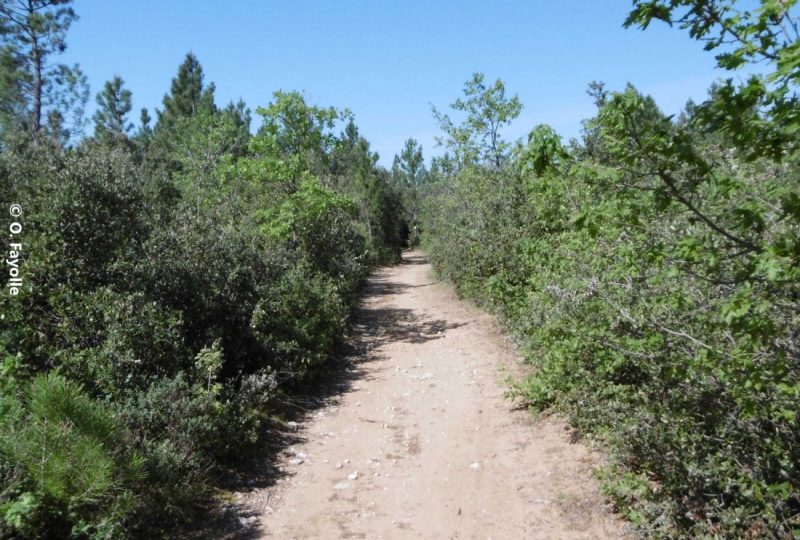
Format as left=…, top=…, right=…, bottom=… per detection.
left=240, top=94, right=404, bottom=258
left=136, top=107, right=152, bottom=144
left=258, top=90, right=339, bottom=179
left=392, top=138, right=426, bottom=191
left=330, top=120, right=380, bottom=233
left=432, top=72, right=522, bottom=169
left=0, top=0, right=88, bottom=144
left=156, top=52, right=215, bottom=129
left=391, top=138, right=427, bottom=245
left=93, top=76, right=133, bottom=141
left=139, top=52, right=254, bottom=182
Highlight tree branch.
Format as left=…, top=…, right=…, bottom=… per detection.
left=657, top=168, right=760, bottom=253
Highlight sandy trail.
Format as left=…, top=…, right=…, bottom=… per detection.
left=243, top=251, right=625, bottom=539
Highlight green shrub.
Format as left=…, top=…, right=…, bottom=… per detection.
left=251, top=260, right=350, bottom=377
left=116, top=374, right=226, bottom=527
left=1, top=43, right=403, bottom=535
left=423, top=83, right=800, bottom=537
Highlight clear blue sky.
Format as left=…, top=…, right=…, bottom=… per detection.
left=62, top=0, right=744, bottom=166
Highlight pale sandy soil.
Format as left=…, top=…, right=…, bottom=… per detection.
left=239, top=251, right=628, bottom=539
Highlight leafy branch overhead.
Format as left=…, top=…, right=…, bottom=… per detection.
left=626, top=0, right=800, bottom=158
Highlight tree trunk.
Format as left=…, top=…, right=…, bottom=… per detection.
left=29, top=1, right=42, bottom=143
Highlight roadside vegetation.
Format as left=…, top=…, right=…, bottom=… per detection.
left=422, top=1, right=799, bottom=537
left=2, top=0, right=798, bottom=538
left=0, top=1, right=406, bottom=537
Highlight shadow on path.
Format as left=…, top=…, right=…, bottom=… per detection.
left=398, top=251, right=428, bottom=266
left=183, top=251, right=460, bottom=538
left=351, top=306, right=464, bottom=346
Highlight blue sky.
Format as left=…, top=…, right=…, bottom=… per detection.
left=62, top=1, right=746, bottom=166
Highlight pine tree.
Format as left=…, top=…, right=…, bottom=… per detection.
left=0, top=0, right=88, bottom=143
left=135, top=107, right=152, bottom=148
left=0, top=41, right=26, bottom=141
left=391, top=138, right=427, bottom=244
left=92, top=75, right=133, bottom=141
left=155, top=52, right=215, bottom=132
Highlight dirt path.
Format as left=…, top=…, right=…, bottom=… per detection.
left=241, top=251, right=625, bottom=539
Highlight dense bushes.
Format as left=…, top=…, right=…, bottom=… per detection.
left=426, top=103, right=800, bottom=539
left=423, top=3, right=799, bottom=537
left=0, top=46, right=405, bottom=536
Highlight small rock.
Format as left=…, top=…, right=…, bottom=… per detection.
left=348, top=471, right=359, bottom=480
left=335, top=462, right=343, bottom=469
left=288, top=458, right=304, bottom=466
left=334, top=482, right=351, bottom=490
left=469, top=462, right=481, bottom=470
left=238, top=516, right=257, bottom=527
left=420, top=373, right=435, bottom=380
left=286, top=421, right=299, bottom=430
